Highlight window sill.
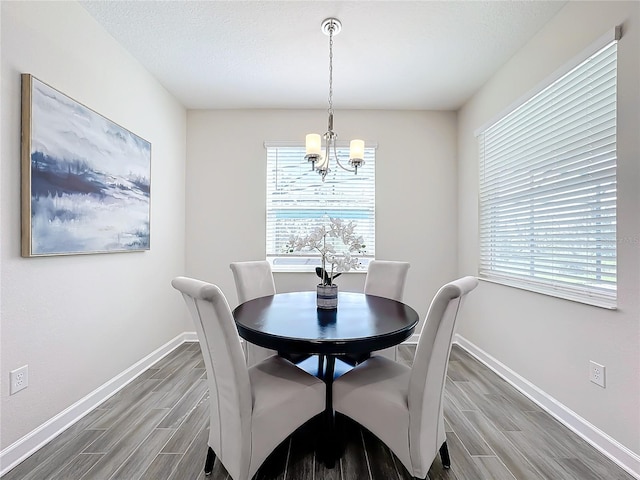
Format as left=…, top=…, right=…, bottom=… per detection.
left=269, top=256, right=372, bottom=274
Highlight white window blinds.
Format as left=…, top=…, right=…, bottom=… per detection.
left=265, top=143, right=375, bottom=271
left=478, top=37, right=618, bottom=309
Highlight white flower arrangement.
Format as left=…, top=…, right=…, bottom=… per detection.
left=284, top=217, right=366, bottom=286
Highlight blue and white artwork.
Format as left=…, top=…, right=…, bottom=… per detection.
left=22, top=75, right=151, bottom=256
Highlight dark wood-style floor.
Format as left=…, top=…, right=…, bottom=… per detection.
left=2, top=342, right=634, bottom=480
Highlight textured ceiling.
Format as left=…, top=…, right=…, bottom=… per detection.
left=80, top=1, right=566, bottom=110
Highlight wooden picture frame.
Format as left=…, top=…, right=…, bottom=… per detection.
left=21, top=74, right=151, bottom=256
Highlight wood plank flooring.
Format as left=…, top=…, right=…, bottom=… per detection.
left=2, top=343, right=634, bottom=480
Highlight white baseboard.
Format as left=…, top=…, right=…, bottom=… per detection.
left=0, top=332, right=197, bottom=476
left=183, top=331, right=198, bottom=342
left=454, top=334, right=640, bottom=480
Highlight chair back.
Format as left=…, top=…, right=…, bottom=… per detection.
left=364, top=260, right=410, bottom=301
left=407, top=276, right=478, bottom=473
left=230, top=261, right=278, bottom=366
left=171, top=276, right=252, bottom=480
left=230, top=261, right=276, bottom=303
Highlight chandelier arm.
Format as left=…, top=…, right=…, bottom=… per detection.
left=331, top=141, right=356, bottom=173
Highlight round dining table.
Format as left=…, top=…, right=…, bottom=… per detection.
left=232, top=290, right=420, bottom=467
left=233, top=291, right=419, bottom=354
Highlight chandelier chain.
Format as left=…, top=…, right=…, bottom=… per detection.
left=328, top=22, right=334, bottom=118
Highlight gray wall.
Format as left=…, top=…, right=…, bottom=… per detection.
left=185, top=109, right=460, bottom=325
left=2, top=0, right=638, bottom=473
left=1, top=1, right=188, bottom=449
left=457, top=0, right=640, bottom=457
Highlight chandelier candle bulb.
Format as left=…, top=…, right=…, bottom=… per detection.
left=306, top=134, right=322, bottom=156
left=350, top=139, right=365, bottom=160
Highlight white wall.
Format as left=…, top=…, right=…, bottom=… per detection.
left=0, top=2, right=188, bottom=449
left=457, top=0, right=639, bottom=461
left=186, top=109, right=460, bottom=323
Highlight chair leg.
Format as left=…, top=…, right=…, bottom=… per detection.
left=204, top=446, right=216, bottom=475
left=439, top=441, right=451, bottom=469
left=318, top=354, right=325, bottom=378
left=322, top=356, right=337, bottom=468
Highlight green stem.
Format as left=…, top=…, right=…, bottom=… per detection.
left=321, top=235, right=327, bottom=285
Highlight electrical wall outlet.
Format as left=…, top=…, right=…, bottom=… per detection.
left=589, top=361, right=606, bottom=388
left=10, top=365, right=29, bottom=395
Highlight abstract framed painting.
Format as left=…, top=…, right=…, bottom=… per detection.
left=21, top=74, right=151, bottom=257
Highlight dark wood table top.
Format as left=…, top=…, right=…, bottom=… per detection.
left=233, top=291, right=419, bottom=355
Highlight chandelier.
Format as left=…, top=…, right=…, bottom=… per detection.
left=305, top=18, right=364, bottom=182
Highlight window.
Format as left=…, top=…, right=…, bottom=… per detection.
left=478, top=35, right=618, bottom=309
left=265, top=143, right=375, bottom=271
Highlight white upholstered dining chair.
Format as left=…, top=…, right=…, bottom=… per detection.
left=364, top=260, right=410, bottom=361
left=172, top=276, right=325, bottom=480
left=333, top=276, right=479, bottom=480
left=229, top=261, right=278, bottom=366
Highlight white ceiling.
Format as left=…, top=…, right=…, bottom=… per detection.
left=80, top=1, right=566, bottom=111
